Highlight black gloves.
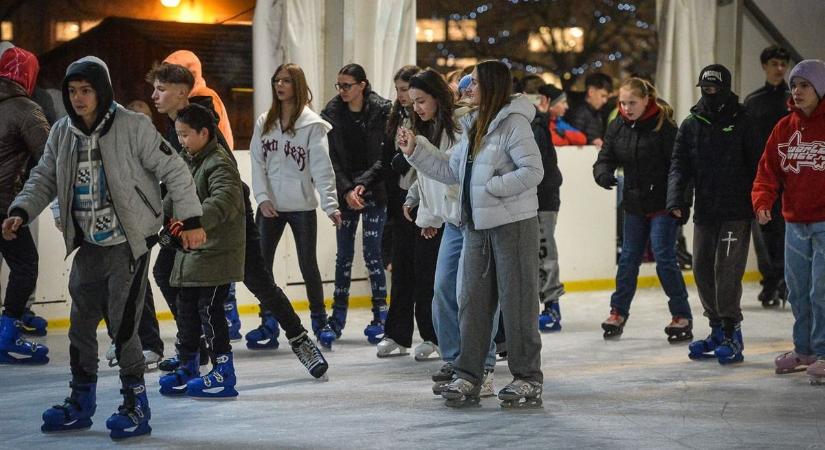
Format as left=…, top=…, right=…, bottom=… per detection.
left=158, top=219, right=188, bottom=252
left=595, top=173, right=618, bottom=190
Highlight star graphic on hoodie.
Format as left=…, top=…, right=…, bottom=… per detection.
left=778, top=131, right=825, bottom=173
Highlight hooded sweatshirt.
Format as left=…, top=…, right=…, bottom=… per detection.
left=164, top=50, right=233, bottom=150
left=752, top=98, right=825, bottom=223
left=250, top=106, right=339, bottom=215
left=0, top=47, right=49, bottom=212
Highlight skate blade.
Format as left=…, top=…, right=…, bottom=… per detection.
left=809, top=376, right=825, bottom=385
left=500, top=398, right=543, bottom=409
left=107, top=359, right=118, bottom=368
left=667, top=334, right=693, bottom=344
left=717, top=355, right=744, bottom=365
left=314, top=373, right=330, bottom=382
left=188, top=387, right=239, bottom=399
left=377, top=351, right=409, bottom=358
left=688, top=353, right=717, bottom=360
left=41, top=419, right=93, bottom=433
left=776, top=367, right=807, bottom=375
left=444, top=397, right=480, bottom=408
left=246, top=340, right=280, bottom=350
left=0, top=353, right=49, bottom=365
left=414, top=353, right=440, bottom=362
left=109, top=424, right=152, bottom=440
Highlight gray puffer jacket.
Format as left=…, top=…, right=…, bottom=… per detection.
left=407, top=94, right=543, bottom=230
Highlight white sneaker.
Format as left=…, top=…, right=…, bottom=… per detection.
left=414, top=341, right=440, bottom=361
left=143, top=350, right=162, bottom=371
left=105, top=343, right=117, bottom=367
left=480, top=369, right=495, bottom=397
left=376, top=338, right=409, bottom=358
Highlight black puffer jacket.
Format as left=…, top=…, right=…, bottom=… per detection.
left=593, top=110, right=677, bottom=215
left=531, top=110, right=562, bottom=211
left=322, top=91, right=391, bottom=209
left=566, top=101, right=605, bottom=143
left=666, top=95, right=762, bottom=224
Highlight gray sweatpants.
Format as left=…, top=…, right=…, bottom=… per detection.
left=693, top=220, right=751, bottom=324
left=455, top=217, right=543, bottom=385
left=538, top=211, right=565, bottom=304
left=68, top=242, right=148, bottom=384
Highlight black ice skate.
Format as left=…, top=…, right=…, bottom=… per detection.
left=601, top=309, right=627, bottom=340
left=664, top=317, right=693, bottom=344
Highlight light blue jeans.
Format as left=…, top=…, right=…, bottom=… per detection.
left=785, top=221, right=825, bottom=357
left=431, top=223, right=497, bottom=370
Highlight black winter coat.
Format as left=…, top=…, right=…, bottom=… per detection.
left=744, top=82, right=791, bottom=152
left=566, top=101, right=605, bottom=143
left=593, top=111, right=677, bottom=215
left=322, top=91, right=391, bottom=209
left=531, top=110, right=562, bottom=211
left=666, top=95, right=762, bottom=224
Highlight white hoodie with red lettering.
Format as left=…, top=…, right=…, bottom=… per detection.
left=250, top=106, right=339, bottom=215
left=752, top=98, right=825, bottom=223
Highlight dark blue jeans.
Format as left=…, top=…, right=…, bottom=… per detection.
left=334, top=200, right=387, bottom=309
left=610, top=212, right=691, bottom=319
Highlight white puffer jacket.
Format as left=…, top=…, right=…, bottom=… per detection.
left=406, top=94, right=543, bottom=230
left=250, top=106, right=338, bottom=215
left=404, top=131, right=460, bottom=228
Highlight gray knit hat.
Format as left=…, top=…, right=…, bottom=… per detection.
left=790, top=59, right=825, bottom=99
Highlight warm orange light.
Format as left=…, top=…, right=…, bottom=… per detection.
left=161, top=0, right=181, bottom=7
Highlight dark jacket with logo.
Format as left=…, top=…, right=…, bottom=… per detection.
left=594, top=111, right=677, bottom=215
left=531, top=110, right=562, bottom=211
left=322, top=91, right=391, bottom=209
left=666, top=95, right=762, bottom=224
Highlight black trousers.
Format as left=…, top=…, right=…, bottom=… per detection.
left=176, top=285, right=231, bottom=359
left=693, top=220, right=751, bottom=323
left=385, top=213, right=440, bottom=348
left=0, top=218, right=38, bottom=319
left=752, top=205, right=785, bottom=289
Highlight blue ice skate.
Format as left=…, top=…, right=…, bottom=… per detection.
left=224, top=294, right=242, bottom=341
left=364, top=305, right=388, bottom=345
left=715, top=325, right=744, bottom=365
left=159, top=353, right=200, bottom=396
left=538, top=301, right=561, bottom=332
left=312, top=313, right=336, bottom=350
left=688, top=322, right=724, bottom=360
left=0, top=315, right=49, bottom=364
left=106, top=382, right=151, bottom=439
left=187, top=352, right=238, bottom=398
left=18, top=309, right=48, bottom=336
left=245, top=312, right=280, bottom=350
left=41, top=382, right=96, bottom=433
left=328, top=303, right=348, bottom=339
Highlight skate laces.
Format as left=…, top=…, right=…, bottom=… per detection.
left=295, top=338, right=323, bottom=368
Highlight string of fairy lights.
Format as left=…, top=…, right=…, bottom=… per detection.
left=426, top=0, right=651, bottom=79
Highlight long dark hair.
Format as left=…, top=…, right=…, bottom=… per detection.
left=264, top=63, right=313, bottom=135
left=470, top=60, right=512, bottom=155
left=386, top=65, right=421, bottom=135
left=408, top=69, right=457, bottom=146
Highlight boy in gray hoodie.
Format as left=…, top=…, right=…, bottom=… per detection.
left=2, top=56, right=204, bottom=440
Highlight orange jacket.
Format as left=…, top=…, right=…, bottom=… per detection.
left=164, top=50, right=234, bottom=149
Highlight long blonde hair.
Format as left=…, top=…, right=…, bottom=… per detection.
left=470, top=60, right=512, bottom=156
left=619, top=77, right=674, bottom=132
left=264, top=63, right=313, bottom=135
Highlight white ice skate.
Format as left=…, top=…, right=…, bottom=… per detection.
left=480, top=369, right=495, bottom=397
left=414, top=341, right=440, bottom=361
left=376, top=338, right=409, bottom=358
left=105, top=343, right=117, bottom=367
left=498, top=379, right=543, bottom=409
left=143, top=350, right=162, bottom=372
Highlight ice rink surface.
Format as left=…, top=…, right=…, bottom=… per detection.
left=1, top=282, right=820, bottom=450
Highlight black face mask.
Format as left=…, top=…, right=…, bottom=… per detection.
left=700, top=88, right=731, bottom=113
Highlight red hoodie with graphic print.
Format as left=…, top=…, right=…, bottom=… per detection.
left=752, top=98, right=825, bottom=223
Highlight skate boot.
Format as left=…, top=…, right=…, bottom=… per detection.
left=18, top=308, right=48, bottom=336
left=0, top=314, right=49, bottom=364
left=414, top=341, right=440, bottom=361
left=364, top=304, right=388, bottom=345
left=758, top=282, right=780, bottom=308
left=664, top=317, right=693, bottom=344
left=106, top=382, right=151, bottom=440
left=480, top=369, right=496, bottom=398
left=538, top=301, right=562, bottom=333
left=676, top=235, right=692, bottom=270
left=105, top=342, right=118, bottom=367
left=715, top=322, right=744, bottom=365
left=376, top=337, right=409, bottom=357
left=807, top=359, right=825, bottom=385
left=432, top=362, right=454, bottom=395
left=143, top=350, right=162, bottom=372
left=159, top=353, right=199, bottom=396
left=775, top=351, right=816, bottom=374
left=312, top=313, right=337, bottom=350
left=688, top=322, right=724, bottom=360
left=442, top=377, right=481, bottom=408
left=601, top=309, right=627, bottom=340
left=778, top=279, right=788, bottom=308
left=224, top=297, right=242, bottom=341
left=328, top=302, right=348, bottom=339
left=41, top=382, right=96, bottom=433
left=289, top=332, right=329, bottom=379
left=187, top=352, right=238, bottom=398
left=245, top=312, right=280, bottom=350
left=498, top=378, right=543, bottom=409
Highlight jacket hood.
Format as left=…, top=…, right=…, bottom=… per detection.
left=0, top=47, right=39, bottom=96
left=460, top=94, right=536, bottom=134
left=294, top=105, right=332, bottom=132
left=62, top=56, right=115, bottom=135
left=164, top=50, right=206, bottom=92
left=0, top=41, right=13, bottom=57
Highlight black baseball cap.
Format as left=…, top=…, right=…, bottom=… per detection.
left=696, top=64, right=731, bottom=89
